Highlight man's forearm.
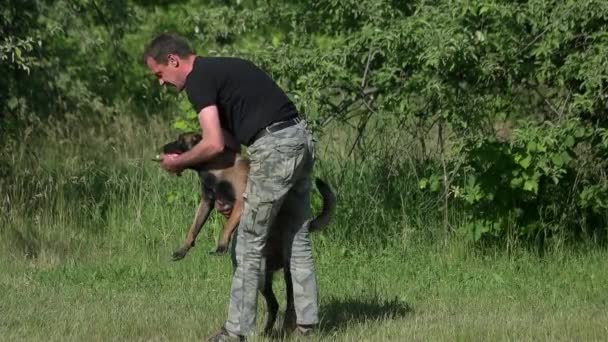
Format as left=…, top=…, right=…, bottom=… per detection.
left=177, top=140, right=223, bottom=167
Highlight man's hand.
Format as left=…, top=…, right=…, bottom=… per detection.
left=161, top=153, right=184, bottom=175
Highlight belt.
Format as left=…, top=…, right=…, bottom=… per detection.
left=250, top=117, right=300, bottom=145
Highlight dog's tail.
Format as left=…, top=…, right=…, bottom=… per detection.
left=309, top=178, right=336, bottom=232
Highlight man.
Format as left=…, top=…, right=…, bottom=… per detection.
left=143, top=33, right=318, bottom=341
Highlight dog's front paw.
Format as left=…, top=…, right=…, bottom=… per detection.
left=172, top=247, right=189, bottom=261
left=209, top=245, right=228, bottom=256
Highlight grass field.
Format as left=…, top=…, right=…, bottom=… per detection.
left=2, top=242, right=608, bottom=341
left=1, top=117, right=607, bottom=341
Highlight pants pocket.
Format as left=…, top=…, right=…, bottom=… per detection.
left=240, top=197, right=275, bottom=238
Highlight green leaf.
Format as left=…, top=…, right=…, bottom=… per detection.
left=173, top=120, right=188, bottom=131
left=519, top=155, right=532, bottom=169
left=7, top=97, right=19, bottom=110
left=186, top=110, right=198, bottom=119
left=430, top=175, right=441, bottom=192
left=473, top=221, right=490, bottom=241
left=474, top=224, right=483, bottom=241
left=574, top=127, right=586, bottom=138
left=551, top=153, right=564, bottom=167
left=560, top=151, right=571, bottom=164
left=510, top=177, right=523, bottom=188
left=537, top=143, right=547, bottom=152
left=523, top=179, right=538, bottom=193
left=564, top=135, right=575, bottom=148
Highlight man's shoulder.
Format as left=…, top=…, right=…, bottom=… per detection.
left=188, top=56, right=249, bottom=82
left=197, top=56, right=258, bottom=69
left=187, top=56, right=263, bottom=93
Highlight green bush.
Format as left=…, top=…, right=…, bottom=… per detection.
left=2, top=0, right=607, bottom=250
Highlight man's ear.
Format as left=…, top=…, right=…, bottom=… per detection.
left=167, top=54, right=179, bottom=68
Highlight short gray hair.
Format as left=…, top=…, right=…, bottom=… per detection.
left=143, top=33, right=195, bottom=65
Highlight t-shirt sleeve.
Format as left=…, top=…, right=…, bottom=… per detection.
left=185, top=72, right=217, bottom=113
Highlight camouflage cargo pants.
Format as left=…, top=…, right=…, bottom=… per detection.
left=224, top=120, right=319, bottom=336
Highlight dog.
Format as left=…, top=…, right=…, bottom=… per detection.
left=159, top=132, right=335, bottom=334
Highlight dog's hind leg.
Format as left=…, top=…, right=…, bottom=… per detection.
left=261, top=271, right=278, bottom=336
left=212, top=198, right=243, bottom=255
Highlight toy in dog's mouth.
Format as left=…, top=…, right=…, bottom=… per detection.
left=152, top=151, right=183, bottom=162
left=152, top=141, right=189, bottom=162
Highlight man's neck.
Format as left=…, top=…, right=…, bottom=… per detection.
left=181, top=55, right=197, bottom=79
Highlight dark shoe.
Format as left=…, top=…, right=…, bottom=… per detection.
left=207, top=327, right=244, bottom=342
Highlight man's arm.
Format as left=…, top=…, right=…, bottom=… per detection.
left=181, top=105, right=224, bottom=165
left=162, top=105, right=224, bottom=173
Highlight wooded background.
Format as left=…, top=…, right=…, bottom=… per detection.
left=2, top=0, right=607, bottom=248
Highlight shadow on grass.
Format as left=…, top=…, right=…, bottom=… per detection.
left=319, top=296, right=413, bottom=332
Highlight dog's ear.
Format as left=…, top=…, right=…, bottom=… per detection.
left=162, top=140, right=184, bottom=154
left=183, top=133, right=202, bottom=150
left=160, top=133, right=193, bottom=154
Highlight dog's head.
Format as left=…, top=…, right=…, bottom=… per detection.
left=162, top=132, right=202, bottom=155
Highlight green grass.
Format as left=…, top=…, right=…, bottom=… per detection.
left=1, top=117, right=607, bottom=340
left=2, top=243, right=608, bottom=341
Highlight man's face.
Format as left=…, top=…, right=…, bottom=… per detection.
left=146, top=55, right=185, bottom=92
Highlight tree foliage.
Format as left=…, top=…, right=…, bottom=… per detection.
left=2, top=0, right=607, bottom=245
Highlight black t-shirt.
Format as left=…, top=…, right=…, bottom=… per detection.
left=184, top=56, right=298, bottom=145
